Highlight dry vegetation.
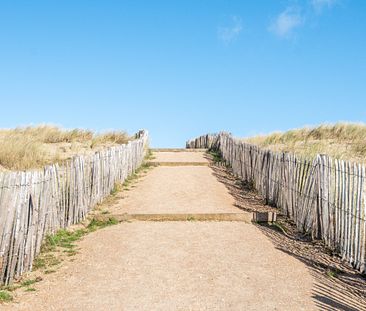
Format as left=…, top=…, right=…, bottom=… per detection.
left=244, top=123, right=366, bottom=163
left=0, top=125, right=131, bottom=171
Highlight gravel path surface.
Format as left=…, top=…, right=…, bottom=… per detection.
left=4, top=151, right=317, bottom=310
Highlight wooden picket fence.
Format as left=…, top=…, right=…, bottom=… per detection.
left=187, top=133, right=366, bottom=274
left=0, top=130, right=149, bottom=285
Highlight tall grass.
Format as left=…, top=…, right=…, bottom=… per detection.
left=0, top=125, right=130, bottom=171
left=244, top=123, right=366, bottom=162
left=7, top=125, right=94, bottom=143
left=91, top=131, right=130, bottom=148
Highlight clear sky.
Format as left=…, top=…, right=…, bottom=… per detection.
left=0, top=0, right=365, bottom=147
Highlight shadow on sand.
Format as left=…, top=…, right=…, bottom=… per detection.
left=207, top=155, right=366, bottom=311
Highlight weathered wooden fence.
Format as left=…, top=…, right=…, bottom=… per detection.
left=0, top=130, right=149, bottom=285
left=187, top=133, right=366, bottom=274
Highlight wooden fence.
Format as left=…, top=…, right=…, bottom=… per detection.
left=187, top=133, right=366, bottom=274
left=0, top=130, right=149, bottom=285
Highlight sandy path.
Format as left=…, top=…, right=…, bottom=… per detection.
left=7, top=223, right=315, bottom=311
left=109, top=166, right=240, bottom=214
left=150, top=151, right=209, bottom=163
left=5, top=151, right=317, bottom=310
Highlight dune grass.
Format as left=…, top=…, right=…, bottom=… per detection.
left=0, top=125, right=130, bottom=171
left=244, top=123, right=366, bottom=163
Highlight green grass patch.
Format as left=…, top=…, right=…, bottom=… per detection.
left=44, top=269, right=56, bottom=275
left=326, top=270, right=338, bottom=278
left=33, top=255, right=60, bottom=270
left=139, top=162, right=153, bottom=171
left=17, top=277, right=42, bottom=288
left=64, top=249, right=78, bottom=256
left=21, top=279, right=37, bottom=287
left=33, top=257, right=46, bottom=270
left=326, top=267, right=341, bottom=278
left=122, top=160, right=152, bottom=190
left=34, top=217, right=119, bottom=272
left=110, top=183, right=123, bottom=196
left=208, top=150, right=223, bottom=163
left=123, top=173, right=137, bottom=186
left=25, top=287, right=36, bottom=292
left=0, top=290, right=13, bottom=303
left=240, top=179, right=256, bottom=191
left=41, top=229, right=87, bottom=253
left=87, top=217, right=119, bottom=232
left=1, top=285, right=20, bottom=292
left=272, top=222, right=287, bottom=234
left=146, top=149, right=156, bottom=160
left=25, top=160, right=151, bottom=288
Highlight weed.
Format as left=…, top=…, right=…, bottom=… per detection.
left=33, top=257, right=46, bottom=270
left=63, top=249, right=78, bottom=256
left=35, top=254, right=61, bottom=270
left=110, top=183, right=123, bottom=196
left=44, top=270, right=56, bottom=275
left=241, top=180, right=255, bottom=191
left=146, top=149, right=156, bottom=160
left=208, top=150, right=223, bottom=163
left=34, top=250, right=68, bottom=271
left=122, top=173, right=138, bottom=188
left=0, top=290, right=12, bottom=303
left=87, top=218, right=118, bottom=232
left=25, top=288, right=36, bottom=292
left=121, top=160, right=152, bottom=191
left=42, top=229, right=87, bottom=252
left=21, top=279, right=37, bottom=287
left=272, top=222, right=287, bottom=234
left=1, top=285, right=20, bottom=292
left=326, top=270, right=337, bottom=278
left=33, top=216, right=118, bottom=277
left=326, top=267, right=340, bottom=278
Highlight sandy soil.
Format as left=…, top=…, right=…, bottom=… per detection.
left=109, top=166, right=240, bottom=214
left=3, top=151, right=319, bottom=310
left=6, top=222, right=315, bottom=311
left=150, top=151, right=209, bottom=163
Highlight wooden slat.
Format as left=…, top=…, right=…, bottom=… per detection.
left=0, top=131, right=149, bottom=285
left=187, top=133, right=366, bottom=274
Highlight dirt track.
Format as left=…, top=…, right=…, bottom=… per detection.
left=150, top=151, right=209, bottom=163
left=5, top=151, right=318, bottom=310
left=108, top=166, right=240, bottom=214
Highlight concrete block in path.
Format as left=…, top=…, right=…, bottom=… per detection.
left=252, top=211, right=277, bottom=223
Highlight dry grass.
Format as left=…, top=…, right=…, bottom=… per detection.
left=91, top=132, right=130, bottom=148
left=0, top=125, right=131, bottom=171
left=244, top=123, right=366, bottom=163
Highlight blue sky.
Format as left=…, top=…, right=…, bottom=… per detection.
left=0, top=0, right=365, bottom=147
